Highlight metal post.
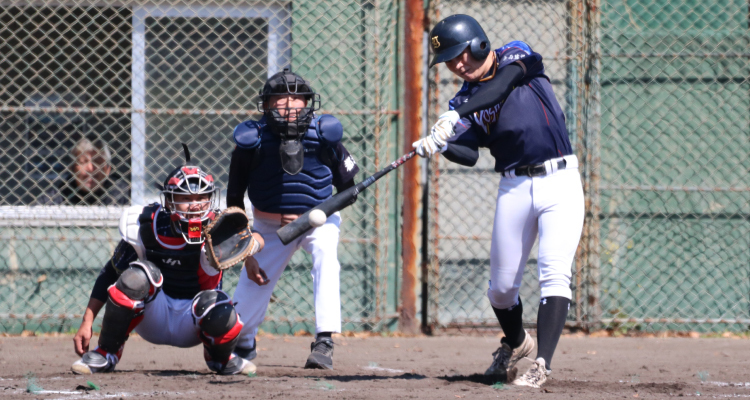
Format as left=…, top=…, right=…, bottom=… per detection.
left=400, top=0, right=424, bottom=334
left=583, top=0, right=602, bottom=328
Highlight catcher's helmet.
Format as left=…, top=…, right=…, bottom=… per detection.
left=160, top=144, right=218, bottom=244
left=428, top=14, right=491, bottom=67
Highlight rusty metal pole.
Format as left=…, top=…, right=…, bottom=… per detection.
left=400, top=0, right=424, bottom=334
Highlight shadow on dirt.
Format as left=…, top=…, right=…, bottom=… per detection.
left=438, top=373, right=508, bottom=386
left=318, top=373, right=427, bottom=382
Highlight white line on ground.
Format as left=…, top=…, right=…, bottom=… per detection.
left=362, top=366, right=405, bottom=373
left=707, top=381, right=750, bottom=388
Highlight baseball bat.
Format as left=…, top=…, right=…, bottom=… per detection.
left=276, top=150, right=417, bottom=245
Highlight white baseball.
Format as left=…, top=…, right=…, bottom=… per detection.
left=308, top=209, right=327, bottom=228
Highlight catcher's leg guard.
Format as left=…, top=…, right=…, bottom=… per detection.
left=192, top=290, right=252, bottom=375
left=99, top=261, right=163, bottom=354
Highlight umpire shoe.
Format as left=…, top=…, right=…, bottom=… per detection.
left=484, top=330, right=535, bottom=379
left=512, top=357, right=551, bottom=388
left=304, top=337, right=334, bottom=370
left=71, top=348, right=119, bottom=374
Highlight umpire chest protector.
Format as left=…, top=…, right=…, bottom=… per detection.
left=136, top=204, right=205, bottom=299
left=234, top=115, right=342, bottom=214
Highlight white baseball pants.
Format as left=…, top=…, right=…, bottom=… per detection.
left=233, top=211, right=342, bottom=349
left=487, top=157, right=585, bottom=309
left=133, top=292, right=201, bottom=348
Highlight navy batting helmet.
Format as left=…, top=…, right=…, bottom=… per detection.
left=428, top=14, right=491, bottom=68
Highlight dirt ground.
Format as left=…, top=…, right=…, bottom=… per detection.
left=1, top=333, right=749, bottom=399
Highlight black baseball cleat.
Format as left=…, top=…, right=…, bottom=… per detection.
left=71, top=348, right=120, bottom=375
left=304, top=337, right=334, bottom=370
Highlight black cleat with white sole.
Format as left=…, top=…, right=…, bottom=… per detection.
left=304, top=337, right=334, bottom=370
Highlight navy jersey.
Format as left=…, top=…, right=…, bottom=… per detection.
left=444, top=41, right=572, bottom=172
left=90, top=207, right=222, bottom=302
left=226, top=116, right=360, bottom=214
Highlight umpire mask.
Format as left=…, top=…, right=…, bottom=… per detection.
left=258, top=69, right=320, bottom=175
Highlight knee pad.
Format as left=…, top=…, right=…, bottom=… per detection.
left=110, top=261, right=163, bottom=307
left=193, top=290, right=244, bottom=364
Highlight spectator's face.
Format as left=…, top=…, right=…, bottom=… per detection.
left=73, top=151, right=111, bottom=192
left=171, top=193, right=212, bottom=214
left=267, top=95, right=308, bottom=121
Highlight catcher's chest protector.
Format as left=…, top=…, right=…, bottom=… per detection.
left=245, top=124, right=334, bottom=214
left=137, top=204, right=206, bottom=300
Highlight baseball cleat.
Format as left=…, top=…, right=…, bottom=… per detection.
left=484, top=330, right=534, bottom=378
left=304, top=337, right=334, bottom=370
left=71, top=348, right=119, bottom=374
left=212, top=353, right=257, bottom=375
left=512, top=357, right=550, bottom=388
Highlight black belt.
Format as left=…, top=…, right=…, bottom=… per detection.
left=510, top=159, right=568, bottom=177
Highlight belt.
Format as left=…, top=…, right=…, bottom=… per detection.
left=501, top=155, right=578, bottom=178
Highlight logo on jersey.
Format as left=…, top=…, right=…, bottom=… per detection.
left=473, top=102, right=503, bottom=128
left=431, top=36, right=440, bottom=49
left=344, top=155, right=356, bottom=172
left=163, top=258, right=181, bottom=266
left=501, top=53, right=526, bottom=62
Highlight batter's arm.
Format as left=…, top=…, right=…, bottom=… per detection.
left=443, top=136, right=480, bottom=166
left=453, top=63, right=524, bottom=118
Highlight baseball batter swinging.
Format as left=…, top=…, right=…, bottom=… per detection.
left=226, top=69, right=360, bottom=370
left=414, top=15, right=585, bottom=388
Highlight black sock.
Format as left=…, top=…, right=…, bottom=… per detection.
left=317, top=332, right=332, bottom=340
left=492, top=298, right=525, bottom=348
left=536, top=296, right=570, bottom=370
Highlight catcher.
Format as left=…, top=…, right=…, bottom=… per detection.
left=71, top=145, right=263, bottom=375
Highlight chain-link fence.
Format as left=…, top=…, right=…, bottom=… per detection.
left=425, top=0, right=750, bottom=333
left=2, top=0, right=749, bottom=335
left=0, top=0, right=400, bottom=334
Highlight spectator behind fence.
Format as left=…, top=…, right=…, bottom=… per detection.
left=37, top=138, right=130, bottom=206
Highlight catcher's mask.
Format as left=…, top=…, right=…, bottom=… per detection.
left=257, top=68, right=320, bottom=175
left=159, top=144, right=219, bottom=244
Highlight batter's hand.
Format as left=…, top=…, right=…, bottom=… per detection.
left=73, top=321, right=93, bottom=356
left=413, top=136, right=446, bottom=157
left=430, top=110, right=460, bottom=144
left=413, top=110, right=460, bottom=157
left=245, top=256, right=269, bottom=286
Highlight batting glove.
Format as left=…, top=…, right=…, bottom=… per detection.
left=412, top=110, right=460, bottom=158
left=430, top=110, right=460, bottom=144
left=413, top=135, right=447, bottom=157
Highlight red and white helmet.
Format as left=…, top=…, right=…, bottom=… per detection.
left=160, top=145, right=219, bottom=244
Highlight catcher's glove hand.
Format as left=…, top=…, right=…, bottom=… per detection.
left=205, top=207, right=260, bottom=271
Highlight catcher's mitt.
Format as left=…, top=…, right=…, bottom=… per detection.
left=205, top=207, right=259, bottom=271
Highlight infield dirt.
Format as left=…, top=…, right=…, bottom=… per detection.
left=1, top=334, right=748, bottom=399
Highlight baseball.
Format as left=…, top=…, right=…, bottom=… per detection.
left=308, top=209, right=326, bottom=228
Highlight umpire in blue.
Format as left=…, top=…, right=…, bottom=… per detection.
left=414, top=15, right=584, bottom=388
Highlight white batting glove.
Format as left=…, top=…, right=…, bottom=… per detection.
left=430, top=110, right=460, bottom=144
left=412, top=110, right=460, bottom=158
left=412, top=135, right=446, bottom=157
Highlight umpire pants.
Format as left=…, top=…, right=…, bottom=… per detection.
left=233, top=211, right=343, bottom=350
